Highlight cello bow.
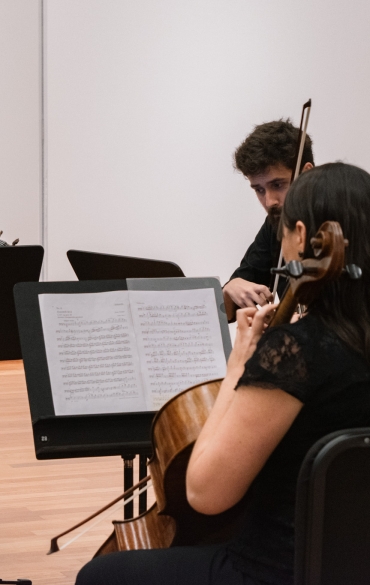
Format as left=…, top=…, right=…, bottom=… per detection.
left=47, top=474, right=151, bottom=554
left=271, top=99, right=312, bottom=300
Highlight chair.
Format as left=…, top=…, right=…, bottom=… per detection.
left=295, top=428, right=370, bottom=585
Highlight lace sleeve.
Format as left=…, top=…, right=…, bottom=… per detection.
left=236, top=323, right=314, bottom=403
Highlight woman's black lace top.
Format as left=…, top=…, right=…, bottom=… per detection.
left=226, top=314, right=370, bottom=585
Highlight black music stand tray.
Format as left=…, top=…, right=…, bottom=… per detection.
left=67, top=250, right=185, bottom=280
left=0, top=245, right=43, bottom=360
left=13, top=277, right=230, bottom=460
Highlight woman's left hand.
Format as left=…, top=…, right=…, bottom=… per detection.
left=227, top=304, right=278, bottom=377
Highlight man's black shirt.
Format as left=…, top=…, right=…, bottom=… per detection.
left=229, top=217, right=286, bottom=299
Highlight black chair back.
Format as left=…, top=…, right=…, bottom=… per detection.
left=295, top=428, right=370, bottom=585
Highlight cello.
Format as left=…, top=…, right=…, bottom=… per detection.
left=48, top=220, right=359, bottom=557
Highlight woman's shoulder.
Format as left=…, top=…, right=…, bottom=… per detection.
left=263, top=313, right=348, bottom=353
left=257, top=313, right=323, bottom=354
left=261, top=312, right=368, bottom=371
left=237, top=316, right=317, bottom=399
left=238, top=313, right=370, bottom=403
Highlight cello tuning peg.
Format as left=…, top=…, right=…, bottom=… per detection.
left=343, top=264, right=362, bottom=280
left=271, top=265, right=289, bottom=279
left=271, top=261, right=319, bottom=279
left=12, top=238, right=19, bottom=246
left=271, top=261, right=305, bottom=279
left=285, top=261, right=305, bottom=278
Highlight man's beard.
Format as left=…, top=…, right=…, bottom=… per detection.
left=267, top=206, right=282, bottom=231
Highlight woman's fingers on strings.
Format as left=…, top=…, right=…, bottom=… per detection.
left=236, top=307, right=257, bottom=332
left=236, top=303, right=278, bottom=334
left=260, top=303, right=278, bottom=326
left=231, top=304, right=278, bottom=369
left=249, top=304, right=275, bottom=335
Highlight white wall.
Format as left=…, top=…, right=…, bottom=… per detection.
left=3, top=1, right=370, bottom=283
left=0, top=0, right=41, bottom=246
left=44, top=0, right=370, bottom=283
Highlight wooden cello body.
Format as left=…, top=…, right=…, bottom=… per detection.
left=95, top=379, right=246, bottom=555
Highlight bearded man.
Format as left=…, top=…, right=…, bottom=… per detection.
left=223, top=119, right=314, bottom=310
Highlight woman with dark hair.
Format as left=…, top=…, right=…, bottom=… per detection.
left=76, top=162, right=370, bottom=585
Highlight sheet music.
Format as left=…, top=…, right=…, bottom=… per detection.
left=39, top=291, right=146, bottom=415
left=128, top=288, right=226, bottom=410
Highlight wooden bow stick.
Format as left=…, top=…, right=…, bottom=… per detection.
left=47, top=474, right=151, bottom=554
left=272, top=98, right=312, bottom=300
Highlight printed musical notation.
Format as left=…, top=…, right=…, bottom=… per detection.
left=129, top=289, right=226, bottom=410
left=39, top=287, right=227, bottom=415
left=39, top=291, right=146, bottom=416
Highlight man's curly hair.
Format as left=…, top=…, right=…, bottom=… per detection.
left=234, top=119, right=314, bottom=177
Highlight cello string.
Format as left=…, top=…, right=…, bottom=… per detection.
left=59, top=480, right=153, bottom=551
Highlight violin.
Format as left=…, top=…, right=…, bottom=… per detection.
left=48, top=220, right=359, bottom=557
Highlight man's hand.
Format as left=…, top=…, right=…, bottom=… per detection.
left=223, top=278, right=273, bottom=308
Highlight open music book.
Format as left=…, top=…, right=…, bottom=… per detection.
left=39, top=285, right=227, bottom=416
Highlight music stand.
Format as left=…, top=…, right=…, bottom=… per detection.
left=0, top=245, right=43, bottom=360
left=14, top=276, right=229, bottom=518
left=67, top=250, right=185, bottom=280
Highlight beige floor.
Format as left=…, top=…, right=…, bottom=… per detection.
left=0, top=361, right=153, bottom=584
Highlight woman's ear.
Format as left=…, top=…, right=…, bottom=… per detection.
left=295, top=220, right=306, bottom=255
